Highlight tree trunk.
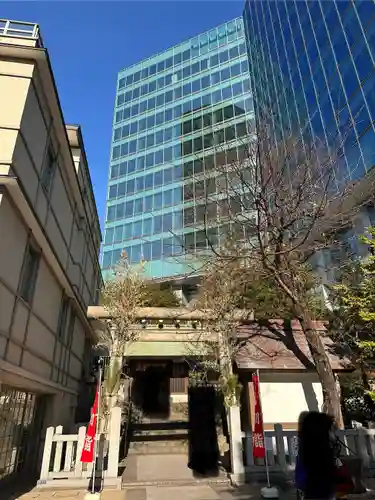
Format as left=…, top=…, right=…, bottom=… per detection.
left=299, top=311, right=344, bottom=428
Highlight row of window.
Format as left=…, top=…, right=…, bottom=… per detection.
left=114, top=60, right=250, bottom=125
left=117, top=43, right=247, bottom=106
left=110, top=142, right=245, bottom=182
left=114, top=88, right=250, bottom=146
left=19, top=242, right=77, bottom=348
left=105, top=211, right=182, bottom=244
left=106, top=189, right=183, bottom=222
left=102, top=236, right=181, bottom=269
left=102, top=221, right=246, bottom=269
left=112, top=116, right=249, bottom=164
left=108, top=151, right=248, bottom=202
left=114, top=99, right=249, bottom=147
left=106, top=183, right=249, bottom=226
left=109, top=167, right=179, bottom=198
left=118, top=19, right=243, bottom=89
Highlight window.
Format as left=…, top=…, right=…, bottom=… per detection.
left=136, top=176, right=144, bottom=191
left=20, top=243, right=40, bottom=303
left=201, top=76, right=210, bottom=89
left=134, top=198, right=143, bottom=214
left=154, top=170, right=163, bottom=187
left=104, top=227, right=114, bottom=245
left=154, top=192, right=163, bottom=209
left=107, top=205, right=116, bottom=222
left=57, top=295, right=69, bottom=339
left=146, top=152, right=154, bottom=168
left=154, top=215, right=162, bottom=233
left=145, top=195, right=153, bottom=211
left=109, top=185, right=117, bottom=199
left=124, top=223, right=133, bottom=239
left=164, top=146, right=173, bottom=162
left=103, top=251, right=112, bottom=269
left=137, top=156, right=145, bottom=171
left=163, top=237, right=174, bottom=257
left=127, top=179, right=135, bottom=195
left=111, top=164, right=119, bottom=179
left=119, top=162, right=127, bottom=177
left=128, top=159, right=136, bottom=174
left=184, top=207, right=194, bottom=225
left=152, top=240, right=162, bottom=260
left=146, top=134, right=155, bottom=148
left=125, top=200, right=133, bottom=217
left=165, top=108, right=173, bottom=122
left=229, top=46, right=239, bottom=59
left=163, top=189, right=173, bottom=206
left=143, top=218, right=152, bottom=235
left=200, top=59, right=208, bottom=71
left=184, top=232, right=195, bottom=250
left=116, top=203, right=125, bottom=219
left=41, top=148, right=55, bottom=193
left=174, top=53, right=182, bottom=65
left=114, top=225, right=123, bottom=242
left=161, top=213, right=172, bottom=232
left=133, top=220, right=142, bottom=237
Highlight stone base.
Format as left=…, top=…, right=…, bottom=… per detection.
left=84, top=493, right=101, bottom=500
left=37, top=477, right=122, bottom=490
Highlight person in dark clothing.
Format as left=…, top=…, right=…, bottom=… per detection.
left=295, top=411, right=337, bottom=500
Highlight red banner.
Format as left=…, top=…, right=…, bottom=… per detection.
left=80, top=385, right=99, bottom=463
left=252, top=373, right=265, bottom=459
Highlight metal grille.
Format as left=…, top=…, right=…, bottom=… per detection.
left=0, top=385, right=38, bottom=481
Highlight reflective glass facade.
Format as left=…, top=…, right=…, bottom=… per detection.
left=243, top=0, right=375, bottom=191
left=103, top=18, right=253, bottom=279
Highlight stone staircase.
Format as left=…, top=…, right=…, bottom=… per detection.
left=128, top=420, right=189, bottom=455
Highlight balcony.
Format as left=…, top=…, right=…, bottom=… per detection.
left=0, top=19, right=43, bottom=48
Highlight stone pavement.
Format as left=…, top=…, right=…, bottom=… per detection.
left=10, top=483, right=295, bottom=500
left=121, top=454, right=221, bottom=483
left=10, top=481, right=375, bottom=500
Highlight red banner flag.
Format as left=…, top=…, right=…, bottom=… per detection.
left=252, top=373, right=265, bottom=459
left=80, top=385, right=99, bottom=463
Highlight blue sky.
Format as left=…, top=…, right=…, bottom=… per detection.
left=1, top=1, right=243, bottom=230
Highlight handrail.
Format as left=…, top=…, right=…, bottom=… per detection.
left=0, top=19, right=43, bottom=47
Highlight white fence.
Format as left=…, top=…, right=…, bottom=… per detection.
left=242, top=424, right=375, bottom=475
left=37, top=407, right=122, bottom=489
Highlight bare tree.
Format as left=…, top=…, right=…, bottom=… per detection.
left=192, top=115, right=373, bottom=427
left=95, top=251, right=145, bottom=425
left=190, top=240, right=253, bottom=407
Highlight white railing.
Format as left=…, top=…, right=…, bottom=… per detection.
left=242, top=424, right=375, bottom=474
left=0, top=19, right=42, bottom=44
left=37, top=407, right=121, bottom=489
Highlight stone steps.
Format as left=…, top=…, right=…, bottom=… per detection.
left=129, top=419, right=190, bottom=455
left=121, top=476, right=230, bottom=488
left=128, top=440, right=189, bottom=455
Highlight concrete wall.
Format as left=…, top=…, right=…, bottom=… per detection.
left=0, top=51, right=101, bottom=430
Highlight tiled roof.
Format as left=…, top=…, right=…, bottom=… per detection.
left=235, top=319, right=352, bottom=372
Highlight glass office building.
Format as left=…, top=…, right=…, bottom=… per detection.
left=102, top=18, right=253, bottom=281
left=243, top=0, right=375, bottom=277
left=243, top=0, right=375, bottom=191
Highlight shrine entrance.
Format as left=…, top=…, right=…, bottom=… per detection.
left=132, top=361, right=171, bottom=418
